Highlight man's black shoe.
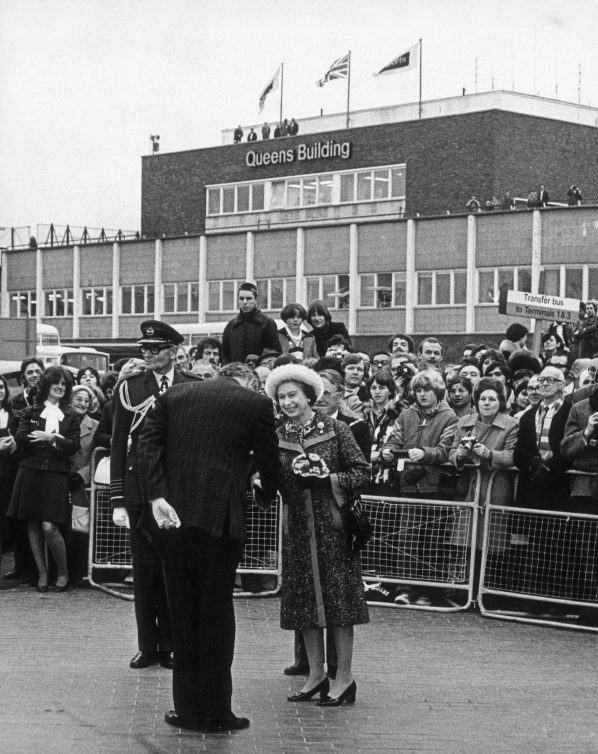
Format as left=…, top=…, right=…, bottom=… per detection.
left=207, top=714, right=250, bottom=732
left=283, top=663, right=309, bottom=676
left=159, top=651, right=174, bottom=669
left=129, top=650, right=157, bottom=669
left=164, top=710, right=206, bottom=731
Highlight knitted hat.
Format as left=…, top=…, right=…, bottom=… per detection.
left=264, top=364, right=324, bottom=402
left=505, top=323, right=529, bottom=342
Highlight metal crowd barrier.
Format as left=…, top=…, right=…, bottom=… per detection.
left=360, top=466, right=482, bottom=612
left=479, top=469, right=598, bottom=632
left=88, top=448, right=282, bottom=601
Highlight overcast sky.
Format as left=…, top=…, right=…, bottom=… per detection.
left=1, top=0, right=597, bottom=241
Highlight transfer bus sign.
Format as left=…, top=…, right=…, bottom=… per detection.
left=505, top=290, right=580, bottom=322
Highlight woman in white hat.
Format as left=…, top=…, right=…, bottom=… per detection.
left=265, top=364, right=369, bottom=707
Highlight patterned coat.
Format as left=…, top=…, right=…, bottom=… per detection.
left=277, top=414, right=370, bottom=631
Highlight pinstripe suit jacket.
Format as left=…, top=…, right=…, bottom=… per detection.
left=137, top=377, right=281, bottom=539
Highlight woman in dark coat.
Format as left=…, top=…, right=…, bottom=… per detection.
left=8, top=367, right=80, bottom=592
left=265, top=364, right=369, bottom=707
left=0, top=376, right=19, bottom=571
left=306, top=300, right=351, bottom=357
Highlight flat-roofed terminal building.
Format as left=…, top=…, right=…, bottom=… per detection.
left=3, top=90, right=598, bottom=349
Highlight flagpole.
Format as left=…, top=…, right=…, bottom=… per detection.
left=418, top=39, right=423, bottom=119
left=279, top=63, right=284, bottom=125
left=346, top=51, right=351, bottom=128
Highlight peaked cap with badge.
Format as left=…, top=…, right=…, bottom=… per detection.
left=138, top=319, right=185, bottom=346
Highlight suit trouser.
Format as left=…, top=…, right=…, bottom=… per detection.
left=153, top=526, right=242, bottom=721
left=127, top=506, right=172, bottom=652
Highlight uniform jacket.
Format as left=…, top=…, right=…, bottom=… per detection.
left=110, top=369, right=199, bottom=509
left=15, top=404, right=81, bottom=474
left=137, top=377, right=281, bottom=539
left=560, top=398, right=598, bottom=500
left=221, top=308, right=281, bottom=364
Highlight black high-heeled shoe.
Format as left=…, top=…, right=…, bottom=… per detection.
left=287, top=677, right=329, bottom=702
left=316, top=680, right=357, bottom=706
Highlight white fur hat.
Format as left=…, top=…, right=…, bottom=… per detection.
left=264, top=364, right=324, bottom=402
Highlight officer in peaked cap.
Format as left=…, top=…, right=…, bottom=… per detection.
left=110, top=319, right=200, bottom=670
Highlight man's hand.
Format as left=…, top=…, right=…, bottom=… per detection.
left=0, top=435, right=16, bottom=454
left=584, top=412, right=598, bottom=439
left=408, top=448, right=425, bottom=462
left=151, top=498, right=181, bottom=529
left=112, top=507, right=130, bottom=529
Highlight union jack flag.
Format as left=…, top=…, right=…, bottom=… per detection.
left=316, top=53, right=349, bottom=87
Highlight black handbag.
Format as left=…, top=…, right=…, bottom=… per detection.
left=345, top=479, right=373, bottom=551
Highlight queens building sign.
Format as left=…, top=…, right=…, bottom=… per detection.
left=246, top=140, right=351, bottom=167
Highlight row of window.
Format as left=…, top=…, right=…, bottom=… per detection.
left=7, top=265, right=597, bottom=318
left=206, top=165, right=406, bottom=216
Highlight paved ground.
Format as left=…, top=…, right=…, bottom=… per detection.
left=1, top=565, right=597, bottom=754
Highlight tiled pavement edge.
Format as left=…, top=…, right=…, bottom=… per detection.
left=0, top=576, right=597, bottom=754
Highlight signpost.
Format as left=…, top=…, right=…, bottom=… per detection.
left=505, top=290, right=581, bottom=352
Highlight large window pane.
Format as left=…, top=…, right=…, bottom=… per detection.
left=237, top=185, right=250, bottom=212
left=322, top=275, right=337, bottom=307
left=306, top=278, right=320, bottom=302
left=222, top=281, right=235, bottom=310
left=377, top=273, right=392, bottom=308
left=436, top=273, right=451, bottom=305
left=478, top=270, right=494, bottom=303
left=373, top=170, right=390, bottom=199
left=302, top=177, right=317, bottom=206
left=178, top=285, right=189, bottom=312
left=207, top=188, right=220, bottom=215
left=93, top=290, right=104, bottom=315
left=83, top=288, right=94, bottom=315
left=45, top=291, right=54, bottom=317
left=270, top=181, right=285, bottom=209
left=163, top=284, right=175, bottom=313
left=66, top=289, right=74, bottom=316
left=105, top=288, right=113, bottom=315
left=540, top=268, right=560, bottom=296
left=517, top=267, right=532, bottom=292
left=356, top=172, right=372, bottom=201
left=133, top=286, right=144, bottom=314
left=391, top=168, right=406, bottom=197
left=252, top=183, right=264, bottom=211
left=394, top=273, right=406, bottom=306
left=337, top=274, right=350, bottom=309
left=340, top=173, right=354, bottom=203
left=287, top=181, right=301, bottom=208
left=121, top=287, right=131, bottom=314
left=190, top=283, right=199, bottom=311
left=588, top=268, right=598, bottom=300
left=318, top=175, right=333, bottom=204
left=222, top=187, right=235, bottom=213
left=256, top=279, right=269, bottom=305
left=360, top=274, right=375, bottom=307
left=565, top=268, right=583, bottom=299
left=271, top=279, right=284, bottom=310
left=418, top=274, right=433, bottom=305
left=285, top=277, right=296, bottom=303
left=208, top=282, right=220, bottom=311
left=454, top=272, right=467, bottom=304
left=29, top=294, right=36, bottom=318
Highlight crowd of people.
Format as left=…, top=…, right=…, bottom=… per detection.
left=233, top=118, right=299, bottom=143
left=466, top=182, right=584, bottom=212
left=2, top=282, right=598, bottom=730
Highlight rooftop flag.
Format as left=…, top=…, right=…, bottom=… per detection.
left=259, top=66, right=281, bottom=112
left=316, top=52, right=350, bottom=87
left=373, top=42, right=419, bottom=76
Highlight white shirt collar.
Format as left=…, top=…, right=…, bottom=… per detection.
left=153, top=367, right=175, bottom=387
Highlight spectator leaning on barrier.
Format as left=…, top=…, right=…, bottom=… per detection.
left=513, top=365, right=569, bottom=510
left=221, top=283, right=281, bottom=365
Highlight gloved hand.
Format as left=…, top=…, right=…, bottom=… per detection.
left=112, top=507, right=130, bottom=529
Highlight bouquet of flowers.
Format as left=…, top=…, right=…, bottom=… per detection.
left=291, top=452, right=330, bottom=488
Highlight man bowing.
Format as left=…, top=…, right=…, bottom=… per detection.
left=138, top=362, right=280, bottom=733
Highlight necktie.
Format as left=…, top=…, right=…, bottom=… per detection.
left=159, top=375, right=169, bottom=394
